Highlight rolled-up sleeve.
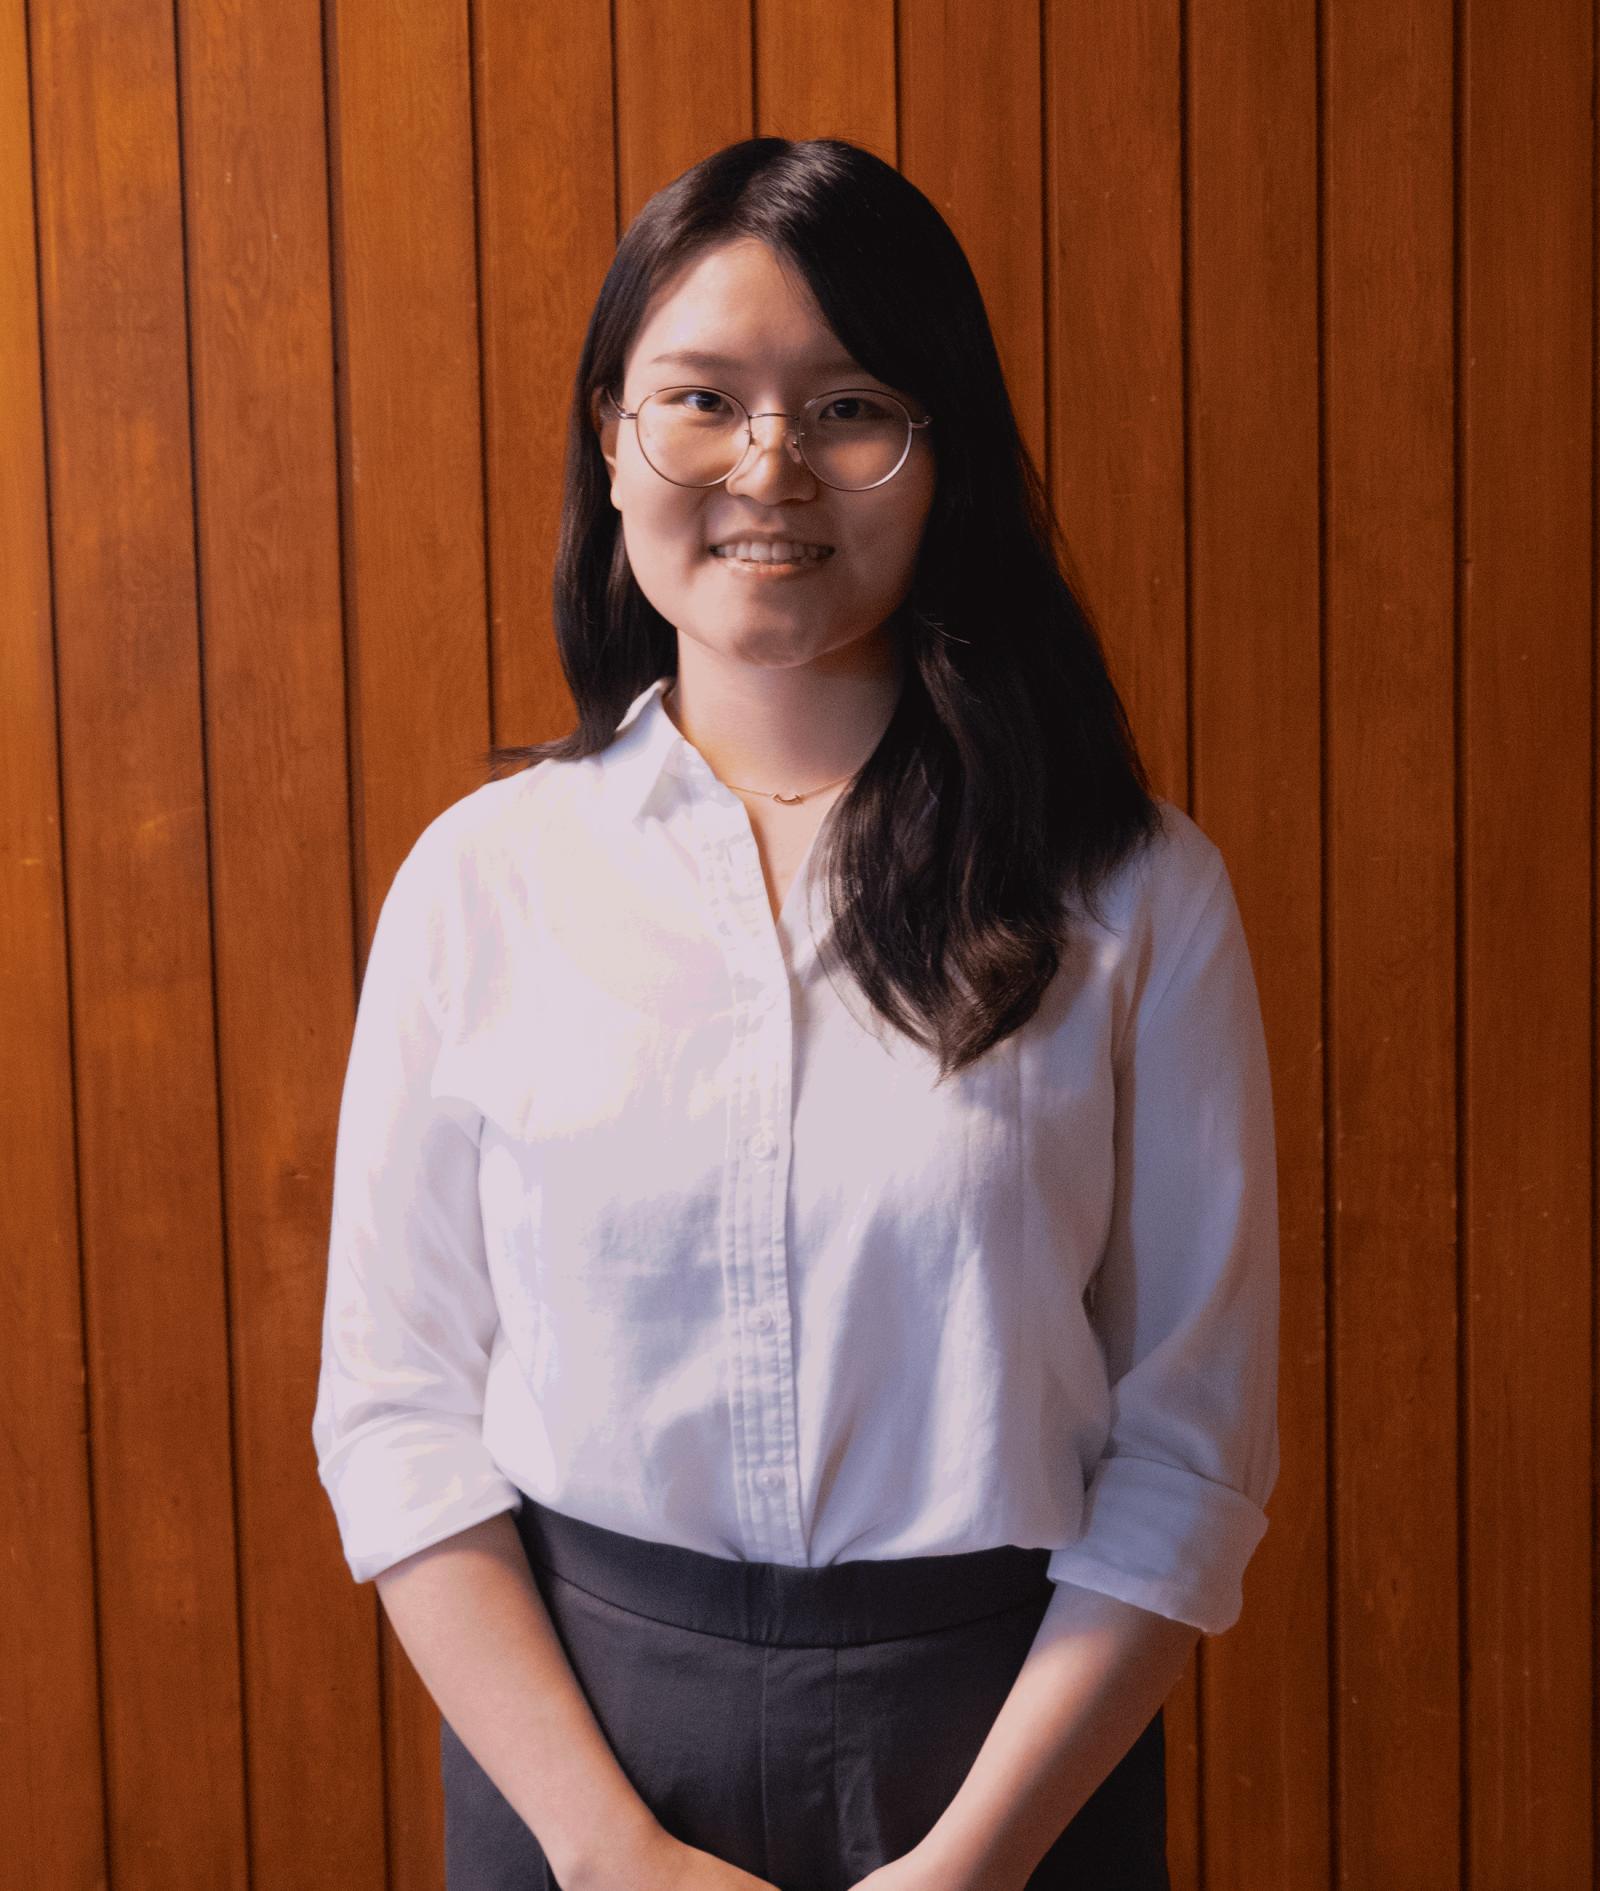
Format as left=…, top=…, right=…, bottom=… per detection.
left=311, top=830, right=523, bottom=1584
left=1047, top=852, right=1281, bottom=1635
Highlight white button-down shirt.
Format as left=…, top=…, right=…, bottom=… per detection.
left=312, top=675, right=1280, bottom=1634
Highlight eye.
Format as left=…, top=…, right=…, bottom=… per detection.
left=659, top=387, right=734, bottom=417
left=816, top=393, right=897, bottom=425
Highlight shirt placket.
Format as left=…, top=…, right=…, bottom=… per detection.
left=698, top=800, right=807, bottom=1565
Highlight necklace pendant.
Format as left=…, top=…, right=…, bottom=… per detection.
left=773, top=790, right=804, bottom=803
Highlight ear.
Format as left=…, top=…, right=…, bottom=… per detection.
left=591, top=387, right=621, bottom=498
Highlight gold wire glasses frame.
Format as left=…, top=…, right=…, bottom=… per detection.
left=604, top=385, right=933, bottom=491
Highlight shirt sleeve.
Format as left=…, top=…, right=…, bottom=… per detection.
left=311, top=827, right=524, bottom=1584
left=1046, top=848, right=1281, bottom=1635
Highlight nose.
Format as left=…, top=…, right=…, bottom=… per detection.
left=724, top=411, right=816, bottom=498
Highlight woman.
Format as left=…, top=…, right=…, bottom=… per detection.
left=312, top=136, right=1280, bottom=1891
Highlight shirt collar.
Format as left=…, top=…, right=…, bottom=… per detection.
left=600, top=674, right=696, bottom=827
left=598, top=671, right=837, bottom=966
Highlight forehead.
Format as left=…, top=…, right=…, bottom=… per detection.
left=628, top=239, right=864, bottom=380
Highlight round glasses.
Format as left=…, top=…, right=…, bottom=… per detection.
left=605, top=385, right=932, bottom=492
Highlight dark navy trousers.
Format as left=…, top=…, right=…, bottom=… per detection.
left=441, top=1495, right=1169, bottom=1891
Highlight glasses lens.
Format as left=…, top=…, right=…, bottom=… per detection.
left=636, top=388, right=912, bottom=489
left=637, top=388, right=747, bottom=484
left=804, top=391, right=913, bottom=488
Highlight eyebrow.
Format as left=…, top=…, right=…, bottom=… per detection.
left=644, top=348, right=869, bottom=379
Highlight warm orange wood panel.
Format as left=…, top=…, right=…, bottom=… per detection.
left=0, top=3, right=103, bottom=1885
left=759, top=0, right=897, bottom=163
left=329, top=1, right=493, bottom=874
left=174, top=0, right=381, bottom=1885
left=5, top=0, right=1594, bottom=1884
left=1185, top=3, right=1328, bottom=1886
left=476, top=0, right=618, bottom=753
left=1043, top=1, right=1187, bottom=776
left=1325, top=0, right=1462, bottom=1883
left=1460, top=0, right=1595, bottom=1881
left=614, top=0, right=750, bottom=234
left=27, top=0, right=247, bottom=1882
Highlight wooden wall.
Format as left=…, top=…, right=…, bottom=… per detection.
left=3, top=1, right=1593, bottom=1885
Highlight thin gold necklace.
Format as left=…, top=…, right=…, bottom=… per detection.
left=664, top=682, right=866, bottom=805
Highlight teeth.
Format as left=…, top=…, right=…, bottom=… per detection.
left=713, top=541, right=833, bottom=564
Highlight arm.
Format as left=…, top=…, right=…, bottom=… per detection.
left=378, top=1515, right=796, bottom=1891
left=902, top=844, right=1279, bottom=1890
left=312, top=833, right=766, bottom=1888
left=312, top=834, right=643, bottom=1876
left=315, top=829, right=790, bottom=1891
left=375, top=1512, right=664, bottom=1891
left=910, top=1580, right=1198, bottom=1890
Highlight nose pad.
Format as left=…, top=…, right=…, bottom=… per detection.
left=727, top=413, right=811, bottom=487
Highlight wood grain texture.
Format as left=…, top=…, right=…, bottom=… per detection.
left=475, top=0, right=617, bottom=750
left=1325, top=0, right=1462, bottom=1882
left=1459, top=0, right=1595, bottom=1881
left=5, top=0, right=1595, bottom=1883
left=1185, top=3, right=1328, bottom=1887
left=614, top=0, right=749, bottom=233
left=0, top=2, right=103, bottom=1884
left=175, top=0, right=382, bottom=1884
left=758, top=0, right=896, bottom=161
left=28, top=0, right=246, bottom=1882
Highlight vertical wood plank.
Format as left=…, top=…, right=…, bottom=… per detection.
left=28, top=0, right=248, bottom=1881
left=1459, top=0, right=1595, bottom=1881
left=9, top=3, right=1597, bottom=1883
left=901, top=0, right=1046, bottom=489
left=0, top=4, right=105, bottom=1883
left=174, top=0, right=384, bottom=1884
left=756, top=0, right=897, bottom=160
left=324, top=0, right=492, bottom=1881
left=1185, top=2, right=1329, bottom=1885
left=475, top=0, right=617, bottom=750
left=1324, top=0, right=1460, bottom=1883
left=326, top=0, right=490, bottom=870
left=1039, top=4, right=1201, bottom=1879
left=1043, top=1, right=1187, bottom=777
left=614, top=0, right=750, bottom=232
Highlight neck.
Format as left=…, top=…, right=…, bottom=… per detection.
left=663, top=642, right=904, bottom=801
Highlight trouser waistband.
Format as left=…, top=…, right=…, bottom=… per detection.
left=513, top=1495, right=1053, bottom=1648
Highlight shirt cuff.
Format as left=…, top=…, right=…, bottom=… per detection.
left=316, top=1412, right=525, bottom=1585
left=1045, top=1451, right=1270, bottom=1636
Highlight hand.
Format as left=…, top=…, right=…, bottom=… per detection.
left=638, top=1831, right=787, bottom=1890
left=845, top=1836, right=1027, bottom=1891
left=570, top=1823, right=785, bottom=1891
left=845, top=1845, right=983, bottom=1891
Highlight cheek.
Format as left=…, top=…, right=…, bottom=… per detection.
left=619, top=489, right=705, bottom=566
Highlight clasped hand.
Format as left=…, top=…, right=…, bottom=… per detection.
left=609, top=1827, right=994, bottom=1891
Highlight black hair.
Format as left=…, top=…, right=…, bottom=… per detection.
left=483, top=135, right=1165, bottom=1082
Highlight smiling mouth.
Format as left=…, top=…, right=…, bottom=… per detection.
left=709, top=544, right=836, bottom=566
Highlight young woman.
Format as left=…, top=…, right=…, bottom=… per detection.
left=313, top=136, right=1280, bottom=1891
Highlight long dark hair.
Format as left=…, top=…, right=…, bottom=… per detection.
left=483, top=135, right=1165, bottom=1082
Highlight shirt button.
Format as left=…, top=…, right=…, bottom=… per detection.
left=749, top=1131, right=777, bottom=1159
left=747, top=1305, right=773, bottom=1331
left=756, top=1467, right=783, bottom=1491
